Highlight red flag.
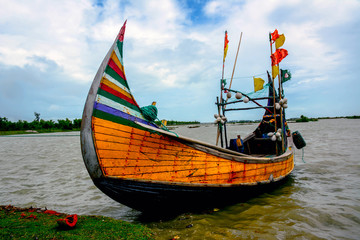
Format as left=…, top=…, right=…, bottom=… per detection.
left=270, top=48, right=288, bottom=66
left=117, top=20, right=127, bottom=42
left=271, top=29, right=279, bottom=43
left=223, top=31, right=229, bottom=61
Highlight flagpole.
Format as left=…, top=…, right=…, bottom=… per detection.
left=269, top=32, right=278, bottom=156
left=216, top=30, right=228, bottom=147
left=277, top=65, right=285, bottom=153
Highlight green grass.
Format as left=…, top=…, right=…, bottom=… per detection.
left=0, top=205, right=154, bottom=240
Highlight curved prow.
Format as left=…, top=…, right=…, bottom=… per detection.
left=80, top=21, right=157, bottom=179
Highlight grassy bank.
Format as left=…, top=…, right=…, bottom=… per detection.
left=0, top=205, right=154, bottom=240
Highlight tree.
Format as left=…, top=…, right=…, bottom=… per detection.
left=34, top=112, right=40, bottom=122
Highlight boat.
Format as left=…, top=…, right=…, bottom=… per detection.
left=80, top=21, right=305, bottom=212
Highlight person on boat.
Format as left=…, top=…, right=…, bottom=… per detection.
left=236, top=135, right=244, bottom=153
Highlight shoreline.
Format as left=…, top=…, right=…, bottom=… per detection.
left=0, top=205, right=154, bottom=240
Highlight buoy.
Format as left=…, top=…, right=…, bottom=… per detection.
left=271, top=135, right=277, bottom=141
left=277, top=128, right=282, bottom=133
left=283, top=98, right=288, bottom=104
left=283, top=104, right=288, bottom=108
left=226, top=92, right=232, bottom=99
left=292, top=131, right=306, bottom=149
left=275, top=103, right=281, bottom=110
left=278, top=136, right=282, bottom=141
left=214, top=114, right=219, bottom=119
left=235, top=92, right=242, bottom=99
left=243, top=97, right=249, bottom=103
left=275, top=132, right=281, bottom=137
left=267, top=132, right=274, bottom=137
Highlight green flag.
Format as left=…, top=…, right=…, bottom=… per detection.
left=281, top=69, right=291, bottom=83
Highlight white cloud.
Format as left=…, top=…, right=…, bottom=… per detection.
left=0, top=0, right=359, bottom=121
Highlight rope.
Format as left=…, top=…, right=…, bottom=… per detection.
left=140, top=105, right=178, bottom=137
left=301, top=148, right=306, bottom=163
left=140, top=105, right=158, bottom=122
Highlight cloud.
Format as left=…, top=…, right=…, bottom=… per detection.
left=0, top=0, right=359, bottom=122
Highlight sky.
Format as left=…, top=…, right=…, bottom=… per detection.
left=0, top=0, right=359, bottom=123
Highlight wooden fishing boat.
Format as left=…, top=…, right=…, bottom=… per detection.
left=80, top=22, right=303, bottom=212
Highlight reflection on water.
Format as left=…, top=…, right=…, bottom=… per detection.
left=1, top=119, right=359, bottom=239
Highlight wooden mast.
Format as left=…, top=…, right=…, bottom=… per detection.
left=277, top=65, right=285, bottom=153
left=269, top=32, right=278, bottom=155
left=216, top=30, right=228, bottom=147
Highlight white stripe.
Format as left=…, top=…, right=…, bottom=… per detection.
left=102, top=73, right=130, bottom=94
left=114, top=47, right=123, bottom=66
left=96, top=94, right=144, bottom=120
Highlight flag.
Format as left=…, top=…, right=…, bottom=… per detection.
left=270, top=29, right=279, bottom=42
left=272, top=65, right=279, bottom=79
left=223, top=31, right=229, bottom=61
left=275, top=34, right=285, bottom=49
left=271, top=48, right=288, bottom=66
left=254, top=77, right=265, bottom=92
left=281, top=69, right=291, bottom=83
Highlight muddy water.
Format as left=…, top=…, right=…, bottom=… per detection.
left=1, top=119, right=359, bottom=239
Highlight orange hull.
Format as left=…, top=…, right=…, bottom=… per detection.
left=92, top=117, right=294, bottom=186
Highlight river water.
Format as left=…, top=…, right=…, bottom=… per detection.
left=0, top=119, right=359, bottom=239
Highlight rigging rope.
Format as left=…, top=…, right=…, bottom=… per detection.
left=140, top=105, right=178, bottom=137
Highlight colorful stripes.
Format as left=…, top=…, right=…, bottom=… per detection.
left=92, top=21, right=148, bottom=127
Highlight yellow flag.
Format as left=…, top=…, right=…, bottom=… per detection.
left=272, top=65, right=279, bottom=79
left=275, top=34, right=285, bottom=49
left=253, top=77, right=265, bottom=92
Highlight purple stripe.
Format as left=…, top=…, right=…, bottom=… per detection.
left=94, top=102, right=158, bottom=128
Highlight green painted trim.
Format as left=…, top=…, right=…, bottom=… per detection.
left=116, top=40, right=123, bottom=58
left=104, top=65, right=129, bottom=89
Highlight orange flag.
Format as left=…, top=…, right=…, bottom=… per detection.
left=223, top=31, right=229, bottom=61
left=271, top=49, right=288, bottom=66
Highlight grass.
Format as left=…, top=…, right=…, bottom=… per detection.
left=0, top=205, right=154, bottom=240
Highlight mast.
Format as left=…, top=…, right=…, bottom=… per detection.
left=269, top=32, right=279, bottom=155
left=216, top=30, right=229, bottom=147
left=277, top=63, right=285, bottom=153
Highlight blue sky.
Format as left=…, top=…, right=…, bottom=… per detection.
left=1, top=0, right=359, bottom=122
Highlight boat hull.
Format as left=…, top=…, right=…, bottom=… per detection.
left=93, top=175, right=292, bottom=213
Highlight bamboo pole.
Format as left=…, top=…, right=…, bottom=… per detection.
left=228, top=32, right=243, bottom=92
left=216, top=31, right=228, bottom=146
left=277, top=66, right=285, bottom=153
left=269, top=32, right=278, bottom=155
left=216, top=97, right=223, bottom=147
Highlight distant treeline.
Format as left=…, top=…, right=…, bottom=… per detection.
left=0, top=115, right=81, bottom=131
left=319, top=115, right=360, bottom=119
left=154, top=120, right=200, bottom=126
left=293, top=115, right=360, bottom=122
left=294, top=115, right=318, bottom=122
